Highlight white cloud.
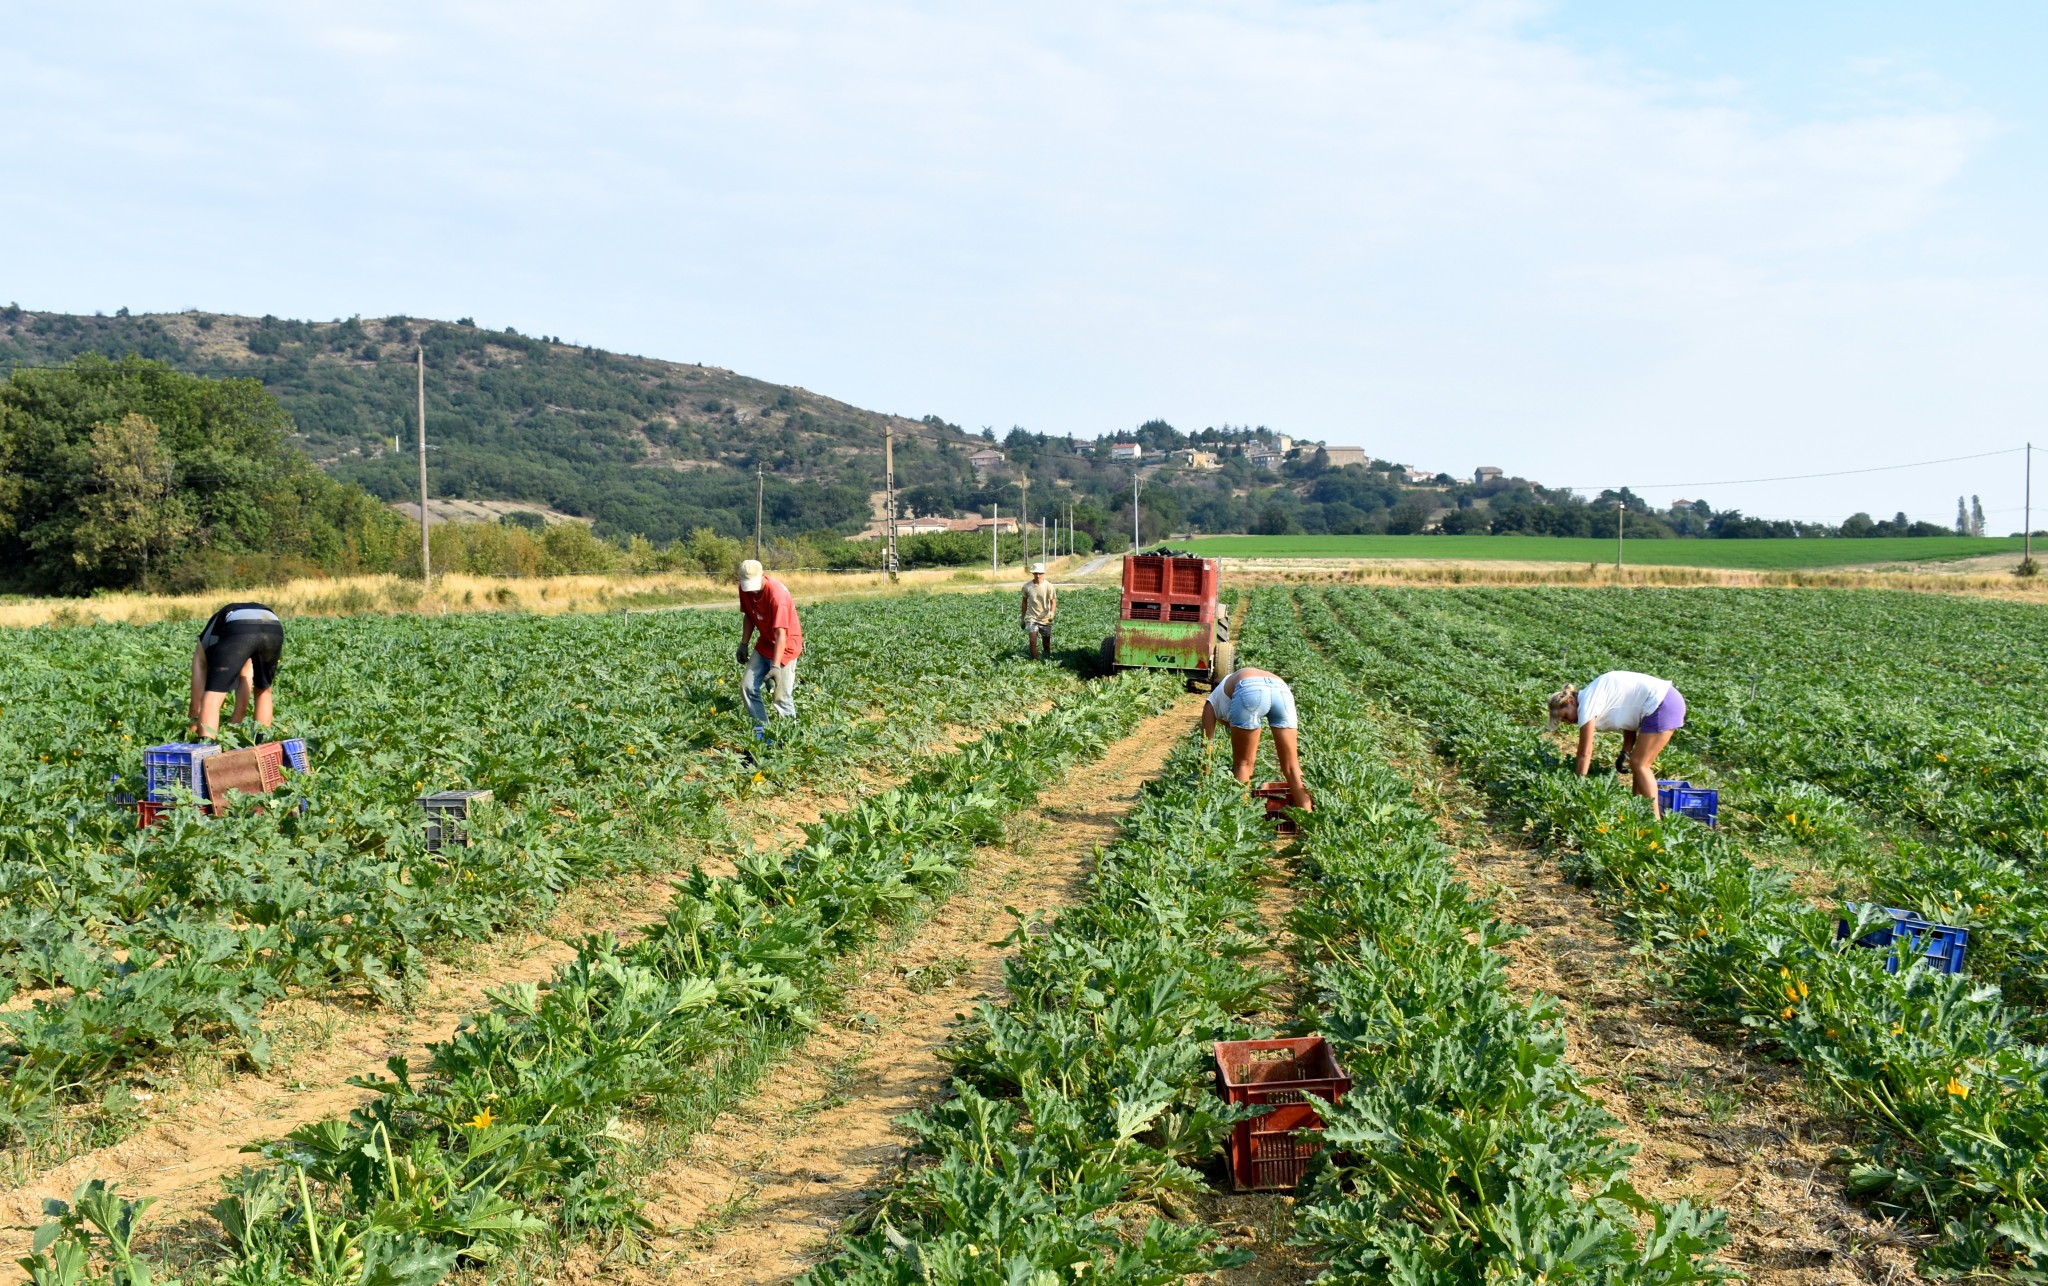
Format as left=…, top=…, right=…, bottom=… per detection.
left=2, top=0, right=2036, bottom=520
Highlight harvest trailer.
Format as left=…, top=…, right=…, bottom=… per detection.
left=1099, top=551, right=1233, bottom=685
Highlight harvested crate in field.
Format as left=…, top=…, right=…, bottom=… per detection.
left=1215, top=1036, right=1351, bottom=1190
left=420, top=788, right=493, bottom=851
left=203, top=743, right=286, bottom=812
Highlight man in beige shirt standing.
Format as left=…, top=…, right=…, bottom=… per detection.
left=1020, top=562, right=1057, bottom=660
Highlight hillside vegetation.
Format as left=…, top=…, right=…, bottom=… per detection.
left=0, top=308, right=971, bottom=545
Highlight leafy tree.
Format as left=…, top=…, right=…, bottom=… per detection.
left=69, top=413, right=193, bottom=582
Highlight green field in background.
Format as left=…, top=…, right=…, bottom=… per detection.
left=1177, top=534, right=2028, bottom=569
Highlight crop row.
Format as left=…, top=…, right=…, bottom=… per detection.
left=19, top=665, right=1178, bottom=1285
left=1387, top=587, right=2048, bottom=1012
left=0, top=594, right=1112, bottom=1166
left=1299, top=586, right=2048, bottom=1276
left=800, top=733, right=1277, bottom=1284
left=1247, top=594, right=1732, bottom=1283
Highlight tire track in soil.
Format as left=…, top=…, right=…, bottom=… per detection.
left=576, top=694, right=1207, bottom=1285
left=1409, top=756, right=1930, bottom=1285
left=0, top=720, right=1008, bottom=1261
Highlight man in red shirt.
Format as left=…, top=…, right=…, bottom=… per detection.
left=737, top=558, right=803, bottom=731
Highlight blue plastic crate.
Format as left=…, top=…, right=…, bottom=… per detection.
left=143, top=743, right=219, bottom=802
left=1835, top=904, right=1968, bottom=975
left=280, top=738, right=310, bottom=772
left=1656, top=779, right=1718, bottom=827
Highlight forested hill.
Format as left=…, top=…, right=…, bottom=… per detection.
left=0, top=308, right=975, bottom=543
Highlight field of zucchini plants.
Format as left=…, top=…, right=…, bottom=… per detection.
left=0, top=591, right=1120, bottom=1178
left=11, top=581, right=2047, bottom=1285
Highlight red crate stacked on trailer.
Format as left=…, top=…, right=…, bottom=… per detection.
left=1119, top=553, right=1220, bottom=627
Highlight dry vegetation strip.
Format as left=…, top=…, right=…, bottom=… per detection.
left=580, top=696, right=1205, bottom=1284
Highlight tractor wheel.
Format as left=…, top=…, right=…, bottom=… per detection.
left=1098, top=636, right=1117, bottom=676
left=1215, top=615, right=1231, bottom=643
left=1209, top=641, right=1236, bottom=687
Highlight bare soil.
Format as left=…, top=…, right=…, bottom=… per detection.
left=0, top=766, right=973, bottom=1260
left=1423, top=778, right=1929, bottom=1283
left=580, top=695, right=1206, bottom=1284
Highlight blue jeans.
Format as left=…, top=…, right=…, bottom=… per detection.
left=743, top=652, right=798, bottom=725
left=1228, top=676, right=1297, bottom=730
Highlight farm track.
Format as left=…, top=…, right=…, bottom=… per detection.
left=583, top=693, right=1207, bottom=1284
left=1402, top=738, right=1928, bottom=1284
left=0, top=722, right=1008, bottom=1263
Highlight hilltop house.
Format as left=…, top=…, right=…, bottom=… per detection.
left=1171, top=448, right=1220, bottom=470
left=1474, top=466, right=1504, bottom=484
left=1323, top=446, right=1369, bottom=468
left=1403, top=467, right=1436, bottom=484
left=1247, top=449, right=1285, bottom=471
left=968, top=449, right=1005, bottom=475
left=1110, top=442, right=1143, bottom=461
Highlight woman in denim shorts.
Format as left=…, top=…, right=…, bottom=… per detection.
left=1201, top=667, right=1311, bottom=811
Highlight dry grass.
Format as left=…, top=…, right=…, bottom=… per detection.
left=6, top=550, right=2038, bottom=630
left=0, top=562, right=1087, bottom=629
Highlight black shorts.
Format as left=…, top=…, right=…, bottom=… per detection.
left=199, top=603, right=284, bottom=693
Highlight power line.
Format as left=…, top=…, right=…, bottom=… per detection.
left=1566, top=447, right=2024, bottom=494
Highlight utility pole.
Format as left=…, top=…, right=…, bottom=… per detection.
left=884, top=424, right=898, bottom=580
left=1615, top=496, right=1624, bottom=570
left=416, top=346, right=430, bottom=586
left=2026, top=442, right=2035, bottom=570
left=1131, top=472, right=1140, bottom=552
left=1018, top=473, right=1029, bottom=567
left=754, top=464, right=764, bottom=562
left=991, top=503, right=999, bottom=573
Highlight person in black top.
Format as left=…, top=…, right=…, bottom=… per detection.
left=189, top=602, right=285, bottom=738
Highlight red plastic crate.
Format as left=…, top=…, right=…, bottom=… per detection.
left=1215, top=1036, right=1351, bottom=1190
left=1253, top=781, right=1312, bottom=836
left=136, top=800, right=173, bottom=829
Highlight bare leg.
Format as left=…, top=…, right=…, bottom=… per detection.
left=1616, top=729, right=1636, bottom=774
left=1229, top=725, right=1261, bottom=785
left=1271, top=726, right=1311, bottom=811
left=188, top=644, right=209, bottom=732
left=1630, top=729, right=1676, bottom=817
left=254, top=687, right=274, bottom=728
left=197, top=690, right=229, bottom=739
left=230, top=660, right=254, bottom=725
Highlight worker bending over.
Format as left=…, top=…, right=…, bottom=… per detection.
left=188, top=601, right=284, bottom=739
left=1201, top=666, right=1311, bottom=811
left=1020, top=562, right=1057, bottom=660
left=1548, top=670, right=1687, bottom=817
left=736, top=558, right=803, bottom=731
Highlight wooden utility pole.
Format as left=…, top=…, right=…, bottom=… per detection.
left=991, top=503, right=999, bottom=572
left=1018, top=473, right=1029, bottom=567
left=754, top=464, right=764, bottom=561
left=884, top=424, right=898, bottom=580
left=416, top=346, right=430, bottom=585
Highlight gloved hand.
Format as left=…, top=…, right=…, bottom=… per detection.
left=736, top=645, right=750, bottom=665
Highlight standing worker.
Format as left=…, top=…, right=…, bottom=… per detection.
left=188, top=602, right=284, bottom=739
left=736, top=558, right=803, bottom=734
left=1547, top=670, right=1687, bottom=817
left=1020, top=561, right=1057, bottom=660
left=1201, top=666, right=1311, bottom=812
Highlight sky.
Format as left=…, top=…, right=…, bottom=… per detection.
left=4, top=0, right=2044, bottom=527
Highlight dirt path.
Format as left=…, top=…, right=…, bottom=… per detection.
left=1420, top=773, right=1929, bottom=1284
left=586, top=694, right=1206, bottom=1284
left=0, top=762, right=969, bottom=1259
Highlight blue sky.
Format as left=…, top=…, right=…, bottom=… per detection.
left=4, top=1, right=2043, bottom=526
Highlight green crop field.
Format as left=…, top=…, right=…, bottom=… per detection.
left=13, top=584, right=2048, bottom=1283
left=1180, top=532, right=2026, bottom=568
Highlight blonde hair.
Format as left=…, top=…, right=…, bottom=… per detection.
left=1546, top=683, right=1577, bottom=727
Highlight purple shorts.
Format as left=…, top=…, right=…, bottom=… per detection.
left=1639, top=687, right=1686, bottom=734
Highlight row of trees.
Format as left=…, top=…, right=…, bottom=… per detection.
left=0, top=356, right=408, bottom=594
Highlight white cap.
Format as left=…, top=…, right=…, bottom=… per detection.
left=1030, top=562, right=1047, bottom=575
left=739, top=559, right=765, bottom=592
